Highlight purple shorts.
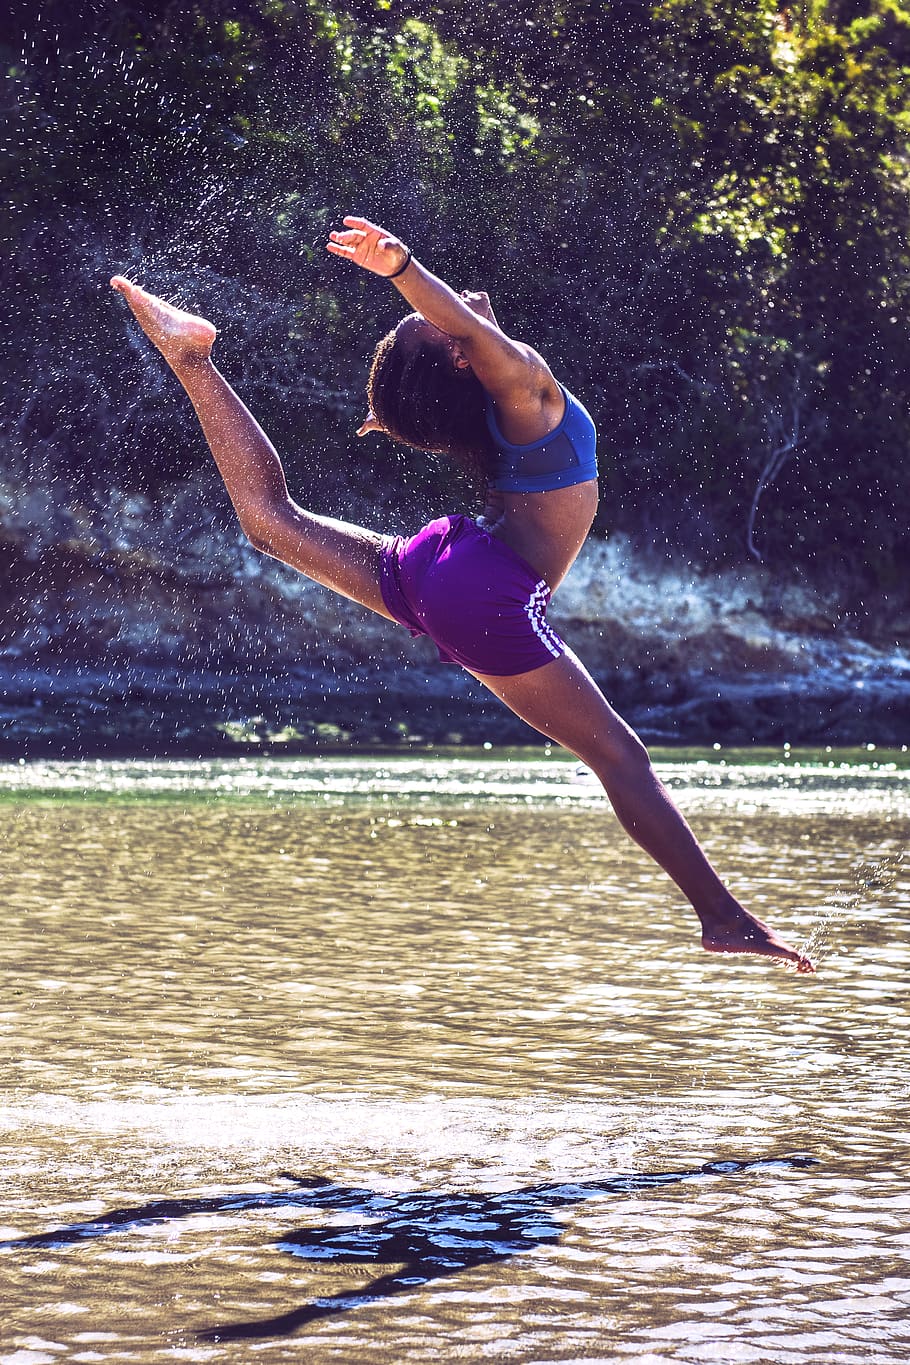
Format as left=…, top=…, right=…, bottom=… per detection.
left=379, top=514, right=565, bottom=676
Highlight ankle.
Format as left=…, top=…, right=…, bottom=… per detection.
left=171, top=352, right=214, bottom=383
left=694, top=888, right=742, bottom=926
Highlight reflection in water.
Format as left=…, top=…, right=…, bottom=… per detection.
left=0, top=754, right=908, bottom=1362
left=2, top=1158, right=817, bottom=1342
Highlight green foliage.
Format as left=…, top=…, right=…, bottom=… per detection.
left=1, top=0, right=908, bottom=593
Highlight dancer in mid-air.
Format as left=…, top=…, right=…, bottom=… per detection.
left=110, top=215, right=814, bottom=972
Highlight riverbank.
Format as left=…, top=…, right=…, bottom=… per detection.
left=2, top=494, right=908, bottom=757
left=3, top=655, right=907, bottom=758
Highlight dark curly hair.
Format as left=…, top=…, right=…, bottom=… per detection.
left=366, top=319, right=497, bottom=489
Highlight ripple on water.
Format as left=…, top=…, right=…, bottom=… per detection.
left=0, top=755, right=908, bottom=1362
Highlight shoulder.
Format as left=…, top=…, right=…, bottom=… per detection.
left=512, top=342, right=561, bottom=397
left=485, top=340, right=564, bottom=436
left=487, top=384, right=567, bottom=449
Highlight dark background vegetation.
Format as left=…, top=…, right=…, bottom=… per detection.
left=2, top=0, right=909, bottom=600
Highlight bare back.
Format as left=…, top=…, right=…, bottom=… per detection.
left=491, top=483, right=598, bottom=592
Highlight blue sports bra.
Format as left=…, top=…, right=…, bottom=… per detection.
left=486, top=386, right=598, bottom=493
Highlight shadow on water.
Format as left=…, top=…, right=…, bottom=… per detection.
left=1, top=1155, right=817, bottom=1342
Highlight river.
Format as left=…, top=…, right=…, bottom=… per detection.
left=1, top=750, right=908, bottom=1362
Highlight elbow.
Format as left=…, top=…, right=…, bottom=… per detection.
left=244, top=528, right=272, bottom=556
left=237, top=503, right=281, bottom=555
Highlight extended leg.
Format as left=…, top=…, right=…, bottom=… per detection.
left=472, top=649, right=814, bottom=971
left=110, top=278, right=392, bottom=616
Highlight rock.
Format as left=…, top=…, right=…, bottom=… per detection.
left=1, top=498, right=908, bottom=755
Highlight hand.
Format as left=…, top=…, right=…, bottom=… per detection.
left=460, top=290, right=498, bottom=327
left=476, top=485, right=505, bottom=531
left=327, top=216, right=409, bottom=277
left=356, top=412, right=383, bottom=437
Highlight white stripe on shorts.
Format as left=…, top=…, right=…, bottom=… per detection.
left=524, top=580, right=563, bottom=659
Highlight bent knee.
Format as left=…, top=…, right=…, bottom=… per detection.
left=583, top=719, right=651, bottom=777
left=613, top=729, right=651, bottom=771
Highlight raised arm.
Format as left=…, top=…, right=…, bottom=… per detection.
left=327, top=216, right=561, bottom=416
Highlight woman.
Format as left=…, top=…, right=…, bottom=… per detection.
left=110, top=215, right=813, bottom=972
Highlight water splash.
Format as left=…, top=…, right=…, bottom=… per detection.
left=800, top=850, right=906, bottom=966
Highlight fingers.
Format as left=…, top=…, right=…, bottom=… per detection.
left=327, top=218, right=402, bottom=270
left=331, top=219, right=378, bottom=250
left=333, top=219, right=399, bottom=250
left=328, top=226, right=392, bottom=248
left=326, top=227, right=368, bottom=260
left=328, top=228, right=364, bottom=246
left=342, top=215, right=384, bottom=233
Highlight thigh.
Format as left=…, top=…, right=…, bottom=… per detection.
left=258, top=500, right=394, bottom=620
left=470, top=648, right=648, bottom=772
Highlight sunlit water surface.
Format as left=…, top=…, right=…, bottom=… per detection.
left=1, top=752, right=908, bottom=1364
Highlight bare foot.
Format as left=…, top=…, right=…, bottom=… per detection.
left=110, top=277, right=216, bottom=368
left=700, top=897, right=815, bottom=973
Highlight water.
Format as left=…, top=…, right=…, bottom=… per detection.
left=1, top=751, right=908, bottom=1363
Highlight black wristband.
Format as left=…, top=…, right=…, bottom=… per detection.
left=386, top=247, right=413, bottom=280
